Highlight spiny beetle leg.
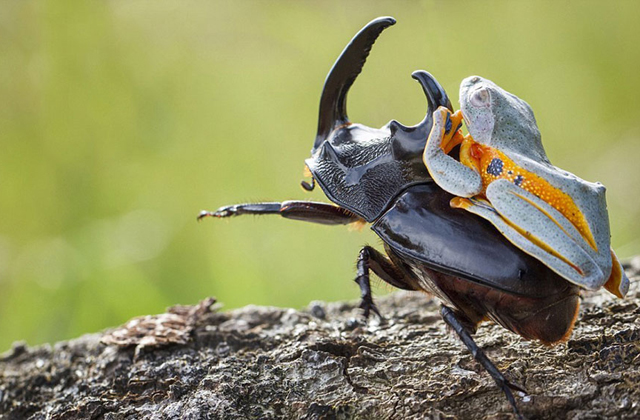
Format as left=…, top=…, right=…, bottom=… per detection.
left=354, top=273, right=381, bottom=321
left=440, top=306, right=526, bottom=420
left=198, top=203, right=282, bottom=220
left=198, top=201, right=363, bottom=225
left=355, top=246, right=417, bottom=321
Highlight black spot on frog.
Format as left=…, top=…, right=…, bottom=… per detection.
left=486, top=158, right=504, bottom=177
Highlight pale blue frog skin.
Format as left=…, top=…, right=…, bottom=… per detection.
left=423, top=76, right=629, bottom=298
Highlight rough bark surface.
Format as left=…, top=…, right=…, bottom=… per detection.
left=1, top=260, right=639, bottom=420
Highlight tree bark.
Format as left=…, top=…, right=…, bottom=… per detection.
left=1, top=260, right=639, bottom=420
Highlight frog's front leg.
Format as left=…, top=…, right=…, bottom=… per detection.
left=424, top=107, right=483, bottom=197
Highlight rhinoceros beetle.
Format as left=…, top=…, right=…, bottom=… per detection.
left=199, top=17, right=582, bottom=418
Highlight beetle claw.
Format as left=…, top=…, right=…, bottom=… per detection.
left=300, top=178, right=315, bottom=191
left=498, top=379, right=527, bottom=419
left=506, top=380, right=527, bottom=395
left=213, top=205, right=240, bottom=218
left=198, top=206, right=240, bottom=221
left=197, top=210, right=215, bottom=221
left=358, top=297, right=384, bottom=323
left=358, top=296, right=372, bottom=318
left=213, top=208, right=234, bottom=217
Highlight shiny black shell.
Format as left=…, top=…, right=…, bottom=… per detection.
left=373, top=183, right=572, bottom=298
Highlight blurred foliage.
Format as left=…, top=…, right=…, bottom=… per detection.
left=1, top=1, right=639, bottom=351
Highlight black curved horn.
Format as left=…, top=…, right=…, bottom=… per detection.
left=313, top=17, right=396, bottom=151
left=387, top=70, right=452, bottom=141
left=412, top=70, right=452, bottom=113
left=409, top=70, right=453, bottom=135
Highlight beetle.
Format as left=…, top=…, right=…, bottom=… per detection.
left=199, top=17, right=590, bottom=417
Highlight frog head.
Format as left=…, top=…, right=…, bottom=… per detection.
left=459, top=76, right=549, bottom=164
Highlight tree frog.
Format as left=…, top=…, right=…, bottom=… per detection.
left=423, top=76, right=629, bottom=298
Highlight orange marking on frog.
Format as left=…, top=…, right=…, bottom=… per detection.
left=458, top=136, right=597, bottom=251
left=604, top=249, right=625, bottom=298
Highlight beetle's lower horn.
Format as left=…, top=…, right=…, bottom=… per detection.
left=313, top=17, right=396, bottom=152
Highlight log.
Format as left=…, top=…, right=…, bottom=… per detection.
left=1, top=259, right=639, bottom=420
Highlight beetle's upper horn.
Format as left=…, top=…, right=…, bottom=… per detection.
left=313, top=17, right=396, bottom=151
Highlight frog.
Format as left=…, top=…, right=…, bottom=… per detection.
left=422, top=75, right=629, bottom=298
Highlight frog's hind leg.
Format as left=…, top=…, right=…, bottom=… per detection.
left=451, top=179, right=605, bottom=290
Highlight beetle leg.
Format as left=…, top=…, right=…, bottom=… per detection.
left=440, top=305, right=526, bottom=419
left=300, top=178, right=315, bottom=191
left=198, top=201, right=363, bottom=226
left=301, top=165, right=315, bottom=191
left=355, top=246, right=416, bottom=320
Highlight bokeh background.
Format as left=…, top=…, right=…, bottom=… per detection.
left=1, top=1, right=639, bottom=352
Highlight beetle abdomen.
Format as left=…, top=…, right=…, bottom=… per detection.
left=393, top=251, right=581, bottom=344
left=502, top=293, right=580, bottom=344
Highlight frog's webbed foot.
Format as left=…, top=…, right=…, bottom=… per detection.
left=452, top=179, right=614, bottom=291
left=424, top=107, right=483, bottom=197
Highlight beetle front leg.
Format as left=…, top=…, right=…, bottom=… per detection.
left=440, top=305, right=526, bottom=419
left=355, top=246, right=416, bottom=320
left=198, top=201, right=363, bottom=226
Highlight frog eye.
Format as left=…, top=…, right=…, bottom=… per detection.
left=470, top=87, right=490, bottom=107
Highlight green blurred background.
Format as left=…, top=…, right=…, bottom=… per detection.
left=1, top=1, right=639, bottom=352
